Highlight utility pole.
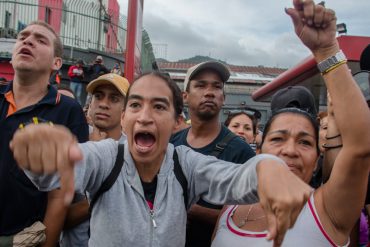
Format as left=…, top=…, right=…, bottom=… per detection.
left=97, top=0, right=103, bottom=50
left=125, top=0, right=144, bottom=83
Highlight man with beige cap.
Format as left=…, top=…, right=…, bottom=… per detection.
left=86, top=73, right=129, bottom=142
left=60, top=73, right=129, bottom=247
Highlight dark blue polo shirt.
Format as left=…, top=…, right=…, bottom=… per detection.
left=0, top=82, right=88, bottom=236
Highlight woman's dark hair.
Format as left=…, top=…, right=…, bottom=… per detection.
left=124, top=71, right=183, bottom=119
left=260, top=108, right=320, bottom=154
left=224, top=111, right=258, bottom=135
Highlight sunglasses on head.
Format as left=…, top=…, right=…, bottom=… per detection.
left=227, top=109, right=261, bottom=119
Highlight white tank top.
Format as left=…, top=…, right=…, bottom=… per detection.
left=212, top=195, right=349, bottom=247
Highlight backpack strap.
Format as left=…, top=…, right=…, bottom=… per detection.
left=173, top=149, right=188, bottom=210
left=209, top=131, right=238, bottom=158
left=196, top=131, right=238, bottom=209
left=89, top=143, right=125, bottom=214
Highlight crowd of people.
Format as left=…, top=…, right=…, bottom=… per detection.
left=66, top=55, right=123, bottom=106
left=1, top=0, right=370, bottom=246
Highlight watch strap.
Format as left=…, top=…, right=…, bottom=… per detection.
left=317, top=50, right=347, bottom=74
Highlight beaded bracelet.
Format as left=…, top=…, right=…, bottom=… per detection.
left=325, top=133, right=341, bottom=140
left=322, top=143, right=343, bottom=149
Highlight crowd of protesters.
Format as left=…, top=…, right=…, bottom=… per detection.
left=1, top=0, right=370, bottom=246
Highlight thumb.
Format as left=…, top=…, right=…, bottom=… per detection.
left=60, top=164, right=74, bottom=205
left=273, top=215, right=289, bottom=247
left=69, top=144, right=83, bottom=163
left=61, top=144, right=82, bottom=205
left=265, top=207, right=277, bottom=242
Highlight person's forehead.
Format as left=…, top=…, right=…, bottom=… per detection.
left=130, top=75, right=172, bottom=100
left=191, top=69, right=223, bottom=82
left=270, top=113, right=315, bottom=135
left=94, top=84, right=122, bottom=95
left=20, top=24, right=55, bottom=39
left=231, top=114, right=253, bottom=124
left=320, top=116, right=328, bottom=123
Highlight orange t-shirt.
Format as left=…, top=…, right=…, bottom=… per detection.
left=5, top=91, right=17, bottom=117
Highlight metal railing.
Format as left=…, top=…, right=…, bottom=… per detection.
left=0, top=0, right=156, bottom=72
left=0, top=0, right=127, bottom=54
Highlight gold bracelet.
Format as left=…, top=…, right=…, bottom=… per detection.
left=321, top=60, right=347, bottom=75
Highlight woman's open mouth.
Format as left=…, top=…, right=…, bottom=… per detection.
left=134, top=132, right=156, bottom=153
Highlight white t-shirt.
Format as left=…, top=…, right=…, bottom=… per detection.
left=212, top=194, right=349, bottom=247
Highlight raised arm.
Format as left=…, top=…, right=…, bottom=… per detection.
left=322, top=92, right=341, bottom=183
left=287, top=0, right=370, bottom=238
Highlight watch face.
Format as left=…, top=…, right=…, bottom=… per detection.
left=354, top=71, right=370, bottom=101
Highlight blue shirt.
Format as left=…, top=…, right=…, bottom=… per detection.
left=0, top=82, right=88, bottom=235
left=170, top=125, right=255, bottom=164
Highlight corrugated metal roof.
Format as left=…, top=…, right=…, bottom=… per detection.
left=158, top=61, right=287, bottom=85
left=157, top=62, right=286, bottom=76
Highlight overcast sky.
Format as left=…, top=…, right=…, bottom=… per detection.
left=118, top=0, right=370, bottom=68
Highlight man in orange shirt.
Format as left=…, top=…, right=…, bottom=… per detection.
left=0, top=21, right=88, bottom=247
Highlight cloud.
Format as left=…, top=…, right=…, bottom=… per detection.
left=119, top=0, right=370, bottom=67
left=143, top=9, right=309, bottom=67
left=143, top=12, right=214, bottom=60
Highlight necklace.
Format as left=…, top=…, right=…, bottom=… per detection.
left=237, top=204, right=266, bottom=228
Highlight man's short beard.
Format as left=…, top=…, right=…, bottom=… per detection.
left=196, top=110, right=218, bottom=121
left=94, top=121, right=118, bottom=132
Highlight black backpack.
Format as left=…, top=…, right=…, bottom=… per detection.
left=89, top=144, right=125, bottom=214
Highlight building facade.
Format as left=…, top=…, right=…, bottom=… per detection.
left=0, top=0, right=125, bottom=54
left=0, top=0, right=156, bottom=82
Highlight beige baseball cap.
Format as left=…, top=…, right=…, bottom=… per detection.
left=183, top=61, right=230, bottom=91
left=87, top=73, right=130, bottom=96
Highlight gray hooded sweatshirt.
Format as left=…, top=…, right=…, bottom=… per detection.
left=26, top=139, right=284, bottom=247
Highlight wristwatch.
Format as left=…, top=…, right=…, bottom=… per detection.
left=317, top=50, right=347, bottom=74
